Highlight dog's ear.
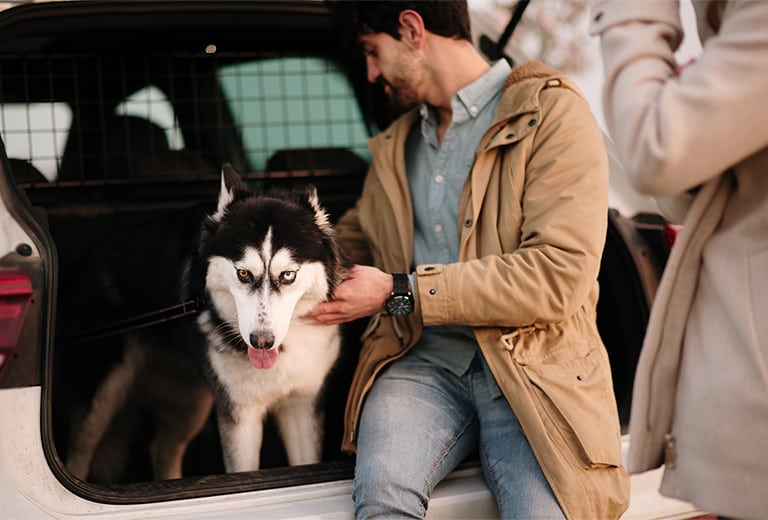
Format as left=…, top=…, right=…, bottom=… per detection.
left=304, top=185, right=333, bottom=235
left=212, top=163, right=243, bottom=222
left=222, top=163, right=242, bottom=191
left=304, top=185, right=350, bottom=292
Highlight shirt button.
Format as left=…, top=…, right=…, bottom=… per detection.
left=434, top=174, right=444, bottom=184
left=470, top=105, right=478, bottom=114
left=434, top=224, right=443, bottom=233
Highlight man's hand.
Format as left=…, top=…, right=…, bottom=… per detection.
left=308, top=265, right=394, bottom=325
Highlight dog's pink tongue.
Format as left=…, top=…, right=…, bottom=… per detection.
left=247, top=347, right=278, bottom=369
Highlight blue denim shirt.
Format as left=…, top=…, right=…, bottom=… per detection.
left=406, top=59, right=511, bottom=395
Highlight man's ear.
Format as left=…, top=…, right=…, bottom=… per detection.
left=398, top=9, right=426, bottom=48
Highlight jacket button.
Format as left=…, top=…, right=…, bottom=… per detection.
left=528, top=118, right=537, bottom=127
left=429, top=289, right=436, bottom=295
left=464, top=219, right=473, bottom=228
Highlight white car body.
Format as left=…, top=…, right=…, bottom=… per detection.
left=0, top=385, right=701, bottom=519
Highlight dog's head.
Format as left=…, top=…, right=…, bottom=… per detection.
left=199, top=164, right=347, bottom=369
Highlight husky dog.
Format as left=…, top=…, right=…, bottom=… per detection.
left=56, top=164, right=347, bottom=481
left=198, top=165, right=347, bottom=472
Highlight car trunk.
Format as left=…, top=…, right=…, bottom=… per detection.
left=1, top=0, right=375, bottom=503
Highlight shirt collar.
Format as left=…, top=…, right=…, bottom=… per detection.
left=455, top=58, right=511, bottom=122
left=420, top=59, right=511, bottom=140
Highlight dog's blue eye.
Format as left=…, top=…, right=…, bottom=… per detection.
left=236, top=269, right=252, bottom=283
left=279, top=270, right=297, bottom=284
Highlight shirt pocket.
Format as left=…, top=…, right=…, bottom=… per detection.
left=519, top=346, right=623, bottom=469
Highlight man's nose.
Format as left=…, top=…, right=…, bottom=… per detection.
left=365, top=58, right=380, bottom=84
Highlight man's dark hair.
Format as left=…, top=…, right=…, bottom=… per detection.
left=330, top=1, right=472, bottom=43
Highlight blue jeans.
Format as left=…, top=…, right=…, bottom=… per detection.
left=353, top=352, right=566, bottom=519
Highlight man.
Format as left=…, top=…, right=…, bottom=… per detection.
left=311, top=2, right=629, bottom=518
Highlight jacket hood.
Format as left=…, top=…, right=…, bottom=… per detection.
left=493, top=60, right=582, bottom=128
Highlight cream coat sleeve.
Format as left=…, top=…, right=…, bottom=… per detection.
left=590, top=0, right=768, bottom=196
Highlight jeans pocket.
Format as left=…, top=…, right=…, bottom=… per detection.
left=520, top=348, right=622, bottom=469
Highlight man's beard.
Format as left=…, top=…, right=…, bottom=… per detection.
left=380, top=78, right=418, bottom=114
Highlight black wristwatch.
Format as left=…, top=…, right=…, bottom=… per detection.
left=385, top=273, right=414, bottom=317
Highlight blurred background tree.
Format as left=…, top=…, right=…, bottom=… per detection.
left=490, top=0, right=591, bottom=74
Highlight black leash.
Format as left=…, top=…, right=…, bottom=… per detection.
left=59, top=297, right=207, bottom=347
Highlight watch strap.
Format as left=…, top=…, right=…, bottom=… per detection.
left=391, top=273, right=410, bottom=295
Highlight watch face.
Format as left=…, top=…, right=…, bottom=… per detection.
left=386, top=295, right=413, bottom=317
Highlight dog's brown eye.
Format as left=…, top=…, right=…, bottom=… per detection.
left=236, top=269, right=252, bottom=283
left=279, top=270, right=297, bottom=285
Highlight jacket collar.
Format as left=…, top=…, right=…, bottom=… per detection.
left=481, top=61, right=566, bottom=151
left=365, top=61, right=574, bottom=269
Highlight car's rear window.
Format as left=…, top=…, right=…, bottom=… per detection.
left=1, top=55, right=370, bottom=183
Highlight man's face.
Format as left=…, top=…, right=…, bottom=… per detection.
left=359, top=31, right=424, bottom=112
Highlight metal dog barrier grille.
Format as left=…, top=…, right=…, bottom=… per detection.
left=0, top=51, right=371, bottom=187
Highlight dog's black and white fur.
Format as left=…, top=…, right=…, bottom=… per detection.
left=56, top=164, right=347, bottom=481
left=196, top=165, right=347, bottom=472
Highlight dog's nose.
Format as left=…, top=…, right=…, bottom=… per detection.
left=251, top=331, right=275, bottom=350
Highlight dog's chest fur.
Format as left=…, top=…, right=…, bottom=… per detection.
left=202, top=312, right=341, bottom=408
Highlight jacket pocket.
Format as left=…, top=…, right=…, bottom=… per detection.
left=519, top=346, right=623, bottom=469
left=748, top=246, right=768, bottom=349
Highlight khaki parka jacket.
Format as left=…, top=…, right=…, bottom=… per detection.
left=335, top=61, right=629, bottom=520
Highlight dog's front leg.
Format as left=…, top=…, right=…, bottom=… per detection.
left=273, top=395, right=323, bottom=466
left=216, top=404, right=266, bottom=473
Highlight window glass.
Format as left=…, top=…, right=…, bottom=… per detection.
left=115, top=86, right=184, bottom=151
left=0, top=102, right=71, bottom=181
left=0, top=87, right=181, bottom=182
left=218, top=56, right=370, bottom=171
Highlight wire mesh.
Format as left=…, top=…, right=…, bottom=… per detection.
left=0, top=51, right=371, bottom=186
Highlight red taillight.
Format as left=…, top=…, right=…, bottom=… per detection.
left=665, top=223, right=683, bottom=249
left=0, top=269, right=33, bottom=380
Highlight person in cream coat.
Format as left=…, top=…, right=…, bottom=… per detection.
left=590, top=1, right=768, bottom=518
